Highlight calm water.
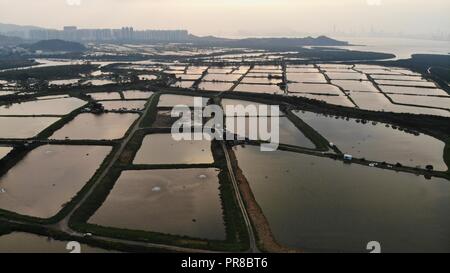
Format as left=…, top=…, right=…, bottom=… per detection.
left=172, top=81, right=194, bottom=89
left=122, top=90, right=154, bottom=100
left=379, top=85, right=448, bottom=96
left=51, top=113, right=138, bottom=140
left=89, top=168, right=226, bottom=240
left=287, top=73, right=327, bottom=83
left=0, top=145, right=111, bottom=218
left=296, top=111, right=448, bottom=171
left=0, top=146, right=12, bottom=159
left=208, top=67, right=234, bottom=74
left=336, top=37, right=450, bottom=60
left=88, top=92, right=121, bottom=101
left=326, top=72, right=367, bottom=81
left=198, top=81, right=234, bottom=92
left=388, top=94, right=450, bottom=110
left=374, top=79, right=436, bottom=88
left=221, top=99, right=281, bottom=117
left=288, top=83, right=342, bottom=95
left=158, top=95, right=208, bottom=107
left=133, top=133, right=214, bottom=165
left=0, top=97, right=86, bottom=116
left=100, top=100, right=146, bottom=111
left=0, top=117, right=59, bottom=138
left=234, top=84, right=283, bottom=94
left=287, top=67, right=319, bottom=73
left=331, top=80, right=379, bottom=92
left=288, top=93, right=355, bottom=108
left=177, top=74, right=201, bottom=81
left=83, top=79, right=115, bottom=86
left=49, top=79, right=80, bottom=86
left=370, top=74, right=424, bottom=81
left=226, top=116, right=316, bottom=149
left=203, top=73, right=242, bottom=82
left=0, top=232, right=114, bottom=253
left=234, top=145, right=450, bottom=253
left=186, top=66, right=208, bottom=74
left=347, top=91, right=450, bottom=117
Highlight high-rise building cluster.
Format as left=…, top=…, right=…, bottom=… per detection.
left=29, top=26, right=190, bottom=42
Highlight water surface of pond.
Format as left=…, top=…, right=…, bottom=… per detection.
left=100, top=101, right=146, bottom=111
left=122, top=90, right=153, bottom=100
left=51, top=113, right=138, bottom=140
left=88, top=92, right=121, bottom=101
left=158, top=95, right=208, bottom=107
left=133, top=133, right=214, bottom=165
left=0, top=146, right=12, bottom=159
left=198, top=81, right=234, bottom=92
left=0, top=145, right=111, bottom=218
left=234, top=145, right=450, bottom=252
left=234, top=84, right=283, bottom=94
left=379, top=85, right=448, bottom=96
left=0, top=97, right=86, bottom=116
left=296, top=111, right=448, bottom=170
left=288, top=83, right=342, bottom=95
left=225, top=116, right=316, bottom=149
left=287, top=73, right=327, bottom=83
left=0, top=117, right=59, bottom=138
left=89, top=168, right=226, bottom=240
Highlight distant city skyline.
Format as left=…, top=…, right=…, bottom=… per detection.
left=0, top=0, right=449, bottom=40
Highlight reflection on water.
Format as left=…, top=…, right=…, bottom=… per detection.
left=331, top=80, right=378, bottom=92
left=198, top=81, right=234, bottom=92
left=0, top=146, right=12, bottom=160
left=234, top=84, right=283, bottom=94
left=0, top=117, right=59, bottom=139
left=287, top=73, right=327, bottom=83
left=347, top=91, right=450, bottom=117
left=297, top=111, right=448, bottom=171
left=225, top=117, right=316, bottom=149
left=0, top=232, right=114, bottom=253
left=0, top=145, right=111, bottom=218
left=234, top=145, right=450, bottom=253
left=379, top=85, right=448, bottom=96
left=388, top=94, right=450, bottom=110
left=100, top=100, right=146, bottom=111
left=122, top=90, right=154, bottom=100
left=0, top=97, right=86, bottom=116
left=221, top=99, right=281, bottom=117
left=89, top=168, right=226, bottom=240
left=133, top=133, right=214, bottom=165
left=336, top=37, right=450, bottom=60
left=158, top=95, right=208, bottom=107
left=288, top=83, right=342, bottom=95
left=88, top=92, right=121, bottom=101
left=51, top=113, right=138, bottom=140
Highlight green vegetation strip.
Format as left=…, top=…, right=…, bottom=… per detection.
left=140, top=93, right=160, bottom=127
left=0, top=64, right=98, bottom=81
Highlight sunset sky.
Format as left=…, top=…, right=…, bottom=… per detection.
left=0, top=0, right=449, bottom=37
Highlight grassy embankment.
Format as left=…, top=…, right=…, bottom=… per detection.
left=0, top=64, right=98, bottom=81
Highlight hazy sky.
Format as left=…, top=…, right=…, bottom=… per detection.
left=0, top=0, right=449, bottom=37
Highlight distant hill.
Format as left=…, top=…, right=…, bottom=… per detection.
left=24, top=39, right=87, bottom=53
left=0, top=22, right=44, bottom=33
left=190, top=35, right=349, bottom=49
left=0, top=34, right=24, bottom=46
